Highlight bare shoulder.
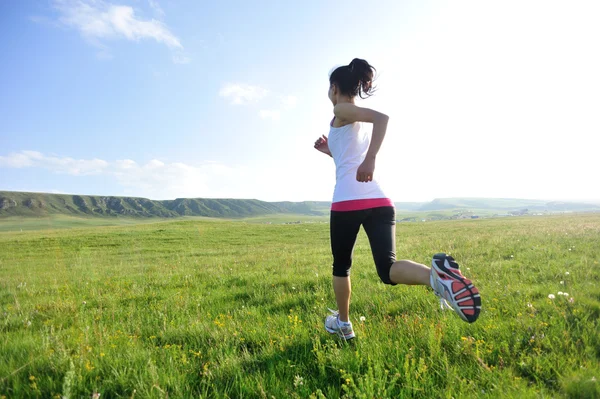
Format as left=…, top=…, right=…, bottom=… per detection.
left=333, top=103, right=388, bottom=124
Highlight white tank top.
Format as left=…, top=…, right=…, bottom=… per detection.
left=328, top=121, right=389, bottom=203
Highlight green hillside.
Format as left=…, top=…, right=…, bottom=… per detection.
left=417, top=198, right=547, bottom=211
left=0, top=191, right=329, bottom=219
left=414, top=197, right=600, bottom=213
left=1, top=191, right=598, bottom=220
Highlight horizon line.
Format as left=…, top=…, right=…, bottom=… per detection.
left=1, top=190, right=599, bottom=205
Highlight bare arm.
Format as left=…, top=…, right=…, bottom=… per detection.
left=334, top=103, right=389, bottom=182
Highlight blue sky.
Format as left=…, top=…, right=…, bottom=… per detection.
left=1, top=0, right=599, bottom=202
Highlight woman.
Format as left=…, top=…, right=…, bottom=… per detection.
left=314, top=58, right=481, bottom=340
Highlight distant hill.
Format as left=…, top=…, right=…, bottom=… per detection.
left=0, top=191, right=598, bottom=219
left=0, top=191, right=331, bottom=219
left=416, top=198, right=547, bottom=211
left=406, top=197, right=600, bottom=213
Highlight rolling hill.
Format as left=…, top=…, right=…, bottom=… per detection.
left=1, top=191, right=598, bottom=219
left=0, top=191, right=331, bottom=219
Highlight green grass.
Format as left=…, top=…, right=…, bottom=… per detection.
left=0, top=215, right=199, bottom=233
left=1, top=215, right=599, bottom=398
left=0, top=214, right=326, bottom=233
left=240, top=213, right=329, bottom=224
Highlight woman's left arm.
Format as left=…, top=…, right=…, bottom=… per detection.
left=334, top=103, right=389, bottom=182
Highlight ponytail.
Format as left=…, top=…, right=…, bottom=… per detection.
left=330, top=58, right=376, bottom=98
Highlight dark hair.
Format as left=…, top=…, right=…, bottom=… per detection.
left=329, top=58, right=376, bottom=99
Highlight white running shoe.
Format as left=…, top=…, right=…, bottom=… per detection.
left=430, top=253, right=481, bottom=323
left=324, top=308, right=355, bottom=340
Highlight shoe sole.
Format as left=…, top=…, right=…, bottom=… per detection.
left=432, top=253, right=481, bottom=323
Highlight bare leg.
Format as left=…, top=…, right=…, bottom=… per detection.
left=333, top=276, right=351, bottom=322
left=389, top=260, right=431, bottom=286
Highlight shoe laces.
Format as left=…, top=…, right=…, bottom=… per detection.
left=431, top=275, right=453, bottom=311
left=327, top=308, right=352, bottom=330
left=439, top=298, right=453, bottom=310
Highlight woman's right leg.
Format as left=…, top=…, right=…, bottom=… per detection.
left=330, top=210, right=362, bottom=322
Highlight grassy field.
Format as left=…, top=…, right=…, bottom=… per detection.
left=0, top=215, right=599, bottom=398
left=0, top=216, right=166, bottom=233
left=0, top=215, right=228, bottom=233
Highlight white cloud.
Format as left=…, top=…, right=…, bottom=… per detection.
left=112, top=159, right=215, bottom=199
left=0, top=151, right=242, bottom=200
left=259, top=110, right=280, bottom=121
left=0, top=151, right=108, bottom=175
left=50, top=0, right=183, bottom=60
left=219, top=83, right=269, bottom=105
left=147, top=0, right=165, bottom=19
left=0, top=152, right=35, bottom=168
left=219, top=84, right=298, bottom=122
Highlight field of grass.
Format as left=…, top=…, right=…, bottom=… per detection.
left=0, top=214, right=328, bottom=233
left=0, top=215, right=233, bottom=233
left=240, top=214, right=329, bottom=224
left=1, top=215, right=599, bottom=398
left=0, top=216, right=167, bottom=233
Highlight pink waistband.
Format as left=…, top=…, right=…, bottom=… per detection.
left=331, top=198, right=394, bottom=212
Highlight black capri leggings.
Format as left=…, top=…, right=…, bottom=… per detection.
left=330, top=206, right=397, bottom=285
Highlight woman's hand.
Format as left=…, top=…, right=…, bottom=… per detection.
left=314, top=135, right=332, bottom=157
left=356, top=156, right=375, bottom=182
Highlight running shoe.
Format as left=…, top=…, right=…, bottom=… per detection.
left=324, top=308, right=355, bottom=340
left=430, top=253, right=481, bottom=323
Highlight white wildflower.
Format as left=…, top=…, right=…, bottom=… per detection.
left=565, top=272, right=570, bottom=275
left=560, top=281, right=564, bottom=285
left=360, top=316, right=366, bottom=322
left=548, top=294, right=555, bottom=299
left=527, top=303, right=533, bottom=308
left=558, top=292, right=563, bottom=296
left=294, top=375, right=304, bottom=387
left=562, top=292, right=569, bottom=297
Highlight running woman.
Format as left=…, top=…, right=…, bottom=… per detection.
left=314, top=58, right=481, bottom=340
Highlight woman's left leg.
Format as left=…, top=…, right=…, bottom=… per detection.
left=362, top=207, right=431, bottom=286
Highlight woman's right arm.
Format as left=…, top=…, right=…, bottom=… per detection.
left=314, top=135, right=332, bottom=157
